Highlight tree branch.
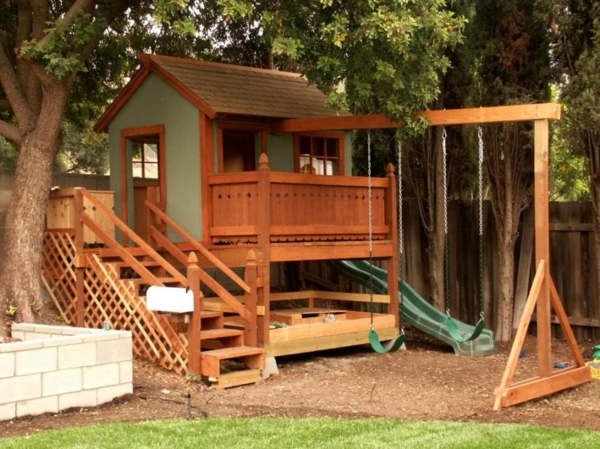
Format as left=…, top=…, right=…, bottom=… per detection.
left=35, top=0, right=95, bottom=49
left=0, top=119, right=22, bottom=144
left=0, top=43, right=36, bottom=132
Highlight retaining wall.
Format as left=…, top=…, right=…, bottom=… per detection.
left=0, top=324, right=133, bottom=421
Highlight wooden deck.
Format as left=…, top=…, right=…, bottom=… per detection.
left=43, top=186, right=399, bottom=387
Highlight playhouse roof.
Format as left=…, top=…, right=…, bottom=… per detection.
left=95, top=54, right=348, bottom=133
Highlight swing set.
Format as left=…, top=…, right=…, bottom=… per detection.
left=365, top=123, right=488, bottom=352
left=280, top=103, right=592, bottom=409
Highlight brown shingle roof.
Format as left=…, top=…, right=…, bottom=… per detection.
left=94, top=54, right=349, bottom=132
left=150, top=55, right=347, bottom=119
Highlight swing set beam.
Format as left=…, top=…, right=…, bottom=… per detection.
left=269, top=103, right=561, bottom=133
left=270, top=102, right=591, bottom=410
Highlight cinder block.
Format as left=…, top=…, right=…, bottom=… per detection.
left=43, top=336, right=83, bottom=348
left=16, top=347, right=57, bottom=375
left=83, top=363, right=120, bottom=389
left=82, top=333, right=120, bottom=344
left=62, top=327, right=94, bottom=336
left=43, top=368, right=82, bottom=396
left=0, top=403, right=16, bottom=421
left=0, top=353, right=15, bottom=378
left=10, top=330, right=24, bottom=340
left=11, top=323, right=35, bottom=332
left=58, top=343, right=96, bottom=369
left=0, top=374, right=41, bottom=404
left=0, top=340, right=43, bottom=352
left=119, top=361, right=133, bottom=384
left=96, top=340, right=132, bottom=364
left=59, top=389, right=98, bottom=411
left=97, top=383, right=132, bottom=405
left=17, top=396, right=58, bottom=418
left=22, top=332, right=53, bottom=341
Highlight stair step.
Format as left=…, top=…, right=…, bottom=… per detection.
left=200, top=311, right=222, bottom=319
left=200, top=345, right=265, bottom=378
left=115, top=260, right=162, bottom=268
left=209, top=369, right=262, bottom=389
left=202, top=345, right=264, bottom=361
left=200, top=329, right=243, bottom=340
left=99, top=247, right=149, bottom=259
left=132, top=277, right=182, bottom=285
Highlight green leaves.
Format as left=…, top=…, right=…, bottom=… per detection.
left=217, top=0, right=464, bottom=136
left=20, top=12, right=103, bottom=81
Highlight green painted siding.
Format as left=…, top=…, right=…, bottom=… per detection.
left=267, top=133, right=294, bottom=172
left=108, top=74, right=202, bottom=240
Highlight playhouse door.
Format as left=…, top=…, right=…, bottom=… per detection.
left=222, top=129, right=256, bottom=172
left=131, top=138, right=161, bottom=242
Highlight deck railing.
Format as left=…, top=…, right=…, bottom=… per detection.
left=208, top=154, right=393, bottom=244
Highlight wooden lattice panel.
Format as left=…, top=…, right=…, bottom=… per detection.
left=42, top=231, right=189, bottom=374
left=42, top=232, right=78, bottom=324
left=84, top=255, right=188, bottom=374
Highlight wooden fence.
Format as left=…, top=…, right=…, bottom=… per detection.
left=0, top=170, right=110, bottom=257
left=303, top=200, right=600, bottom=342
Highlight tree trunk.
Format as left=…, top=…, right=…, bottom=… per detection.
left=496, top=235, right=516, bottom=342
left=428, top=127, right=445, bottom=311
left=0, top=83, right=67, bottom=338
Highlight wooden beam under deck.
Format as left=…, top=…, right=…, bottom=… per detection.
left=175, top=240, right=394, bottom=267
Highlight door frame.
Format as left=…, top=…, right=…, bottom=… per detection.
left=120, top=125, right=167, bottom=240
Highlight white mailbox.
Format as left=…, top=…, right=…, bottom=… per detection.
left=146, top=286, right=194, bottom=314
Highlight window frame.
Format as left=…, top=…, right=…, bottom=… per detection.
left=293, top=132, right=345, bottom=176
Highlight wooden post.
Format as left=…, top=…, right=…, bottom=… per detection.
left=385, top=163, right=400, bottom=327
left=534, top=119, right=552, bottom=377
left=74, top=188, right=86, bottom=327
left=186, top=252, right=203, bottom=376
left=244, top=250, right=258, bottom=347
left=257, top=154, right=271, bottom=347
left=493, top=114, right=591, bottom=410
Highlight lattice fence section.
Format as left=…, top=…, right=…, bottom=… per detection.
left=42, top=232, right=78, bottom=324
left=42, top=231, right=189, bottom=374
left=85, top=255, right=188, bottom=374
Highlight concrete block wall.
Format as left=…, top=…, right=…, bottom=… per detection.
left=0, top=324, right=133, bottom=422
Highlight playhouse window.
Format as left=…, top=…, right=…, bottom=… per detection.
left=132, top=141, right=159, bottom=181
left=296, top=135, right=343, bottom=175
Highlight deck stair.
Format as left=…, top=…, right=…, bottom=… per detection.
left=73, top=188, right=264, bottom=388
left=197, top=310, right=265, bottom=388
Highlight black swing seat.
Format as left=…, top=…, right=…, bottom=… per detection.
left=445, top=315, right=486, bottom=343
left=369, top=329, right=406, bottom=354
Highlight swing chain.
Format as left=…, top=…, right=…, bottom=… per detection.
left=397, top=139, right=405, bottom=333
left=442, top=127, right=450, bottom=315
left=367, top=131, right=374, bottom=330
left=478, top=125, right=485, bottom=316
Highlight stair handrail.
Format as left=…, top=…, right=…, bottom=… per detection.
left=77, top=188, right=187, bottom=286
left=145, top=199, right=251, bottom=294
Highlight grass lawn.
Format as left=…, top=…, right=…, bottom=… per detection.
left=0, top=417, right=596, bottom=448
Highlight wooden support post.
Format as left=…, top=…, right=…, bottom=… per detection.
left=385, top=163, right=400, bottom=327
left=257, top=154, right=271, bottom=347
left=187, top=252, right=203, bottom=376
left=534, top=119, right=552, bottom=378
left=493, top=117, right=591, bottom=410
left=244, top=250, right=258, bottom=347
left=74, top=189, right=85, bottom=327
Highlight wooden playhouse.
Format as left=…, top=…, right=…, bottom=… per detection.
left=43, top=54, right=401, bottom=388
left=43, top=55, right=586, bottom=406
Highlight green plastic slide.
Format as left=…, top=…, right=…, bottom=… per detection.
left=330, top=260, right=497, bottom=357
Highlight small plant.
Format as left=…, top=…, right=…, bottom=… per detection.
left=5, top=305, right=17, bottom=318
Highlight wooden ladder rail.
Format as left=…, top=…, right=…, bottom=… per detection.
left=144, top=200, right=253, bottom=323
left=77, top=188, right=187, bottom=286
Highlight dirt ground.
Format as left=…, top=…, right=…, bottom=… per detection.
left=1, top=326, right=600, bottom=439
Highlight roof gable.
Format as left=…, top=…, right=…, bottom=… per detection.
left=95, top=54, right=348, bottom=133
